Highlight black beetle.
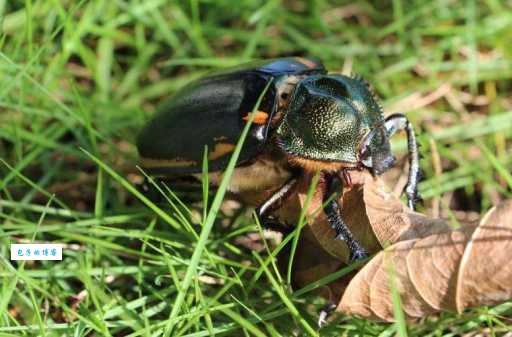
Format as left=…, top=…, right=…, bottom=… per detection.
left=137, top=57, right=421, bottom=261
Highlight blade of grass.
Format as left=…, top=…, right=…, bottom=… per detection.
left=81, top=149, right=183, bottom=231
left=202, top=145, right=209, bottom=223
left=253, top=252, right=318, bottom=337
left=476, top=139, right=512, bottom=189
left=286, top=170, right=320, bottom=285
left=385, top=252, right=408, bottom=337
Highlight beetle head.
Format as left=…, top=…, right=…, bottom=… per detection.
left=276, top=74, right=394, bottom=175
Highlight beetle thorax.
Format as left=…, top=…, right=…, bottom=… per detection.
left=275, top=74, right=383, bottom=166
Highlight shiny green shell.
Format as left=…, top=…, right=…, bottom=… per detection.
left=275, top=74, right=385, bottom=164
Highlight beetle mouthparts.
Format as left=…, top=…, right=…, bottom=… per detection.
left=372, top=154, right=396, bottom=175
left=358, top=123, right=395, bottom=176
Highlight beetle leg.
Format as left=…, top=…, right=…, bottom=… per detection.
left=384, top=113, right=422, bottom=210
left=318, top=302, right=336, bottom=328
left=323, top=174, right=367, bottom=261
left=256, top=177, right=298, bottom=234
left=341, top=169, right=353, bottom=189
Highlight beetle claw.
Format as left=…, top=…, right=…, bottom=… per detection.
left=318, top=303, right=336, bottom=328
left=349, top=247, right=368, bottom=262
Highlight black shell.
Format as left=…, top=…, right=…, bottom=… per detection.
left=137, top=58, right=325, bottom=174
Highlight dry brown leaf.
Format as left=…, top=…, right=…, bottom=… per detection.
left=360, top=171, right=451, bottom=244
left=338, top=201, right=512, bottom=321
left=456, top=202, right=512, bottom=311
left=276, top=170, right=512, bottom=322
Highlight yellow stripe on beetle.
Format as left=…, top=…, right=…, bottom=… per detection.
left=208, top=143, right=236, bottom=160
left=139, top=157, right=197, bottom=168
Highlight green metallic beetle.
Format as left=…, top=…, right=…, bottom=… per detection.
left=137, top=57, right=421, bottom=261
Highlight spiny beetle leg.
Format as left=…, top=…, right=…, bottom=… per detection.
left=256, top=177, right=298, bottom=234
left=384, top=113, right=422, bottom=211
left=323, top=173, right=368, bottom=261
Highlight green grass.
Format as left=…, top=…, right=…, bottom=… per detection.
left=1, top=1, right=512, bottom=336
